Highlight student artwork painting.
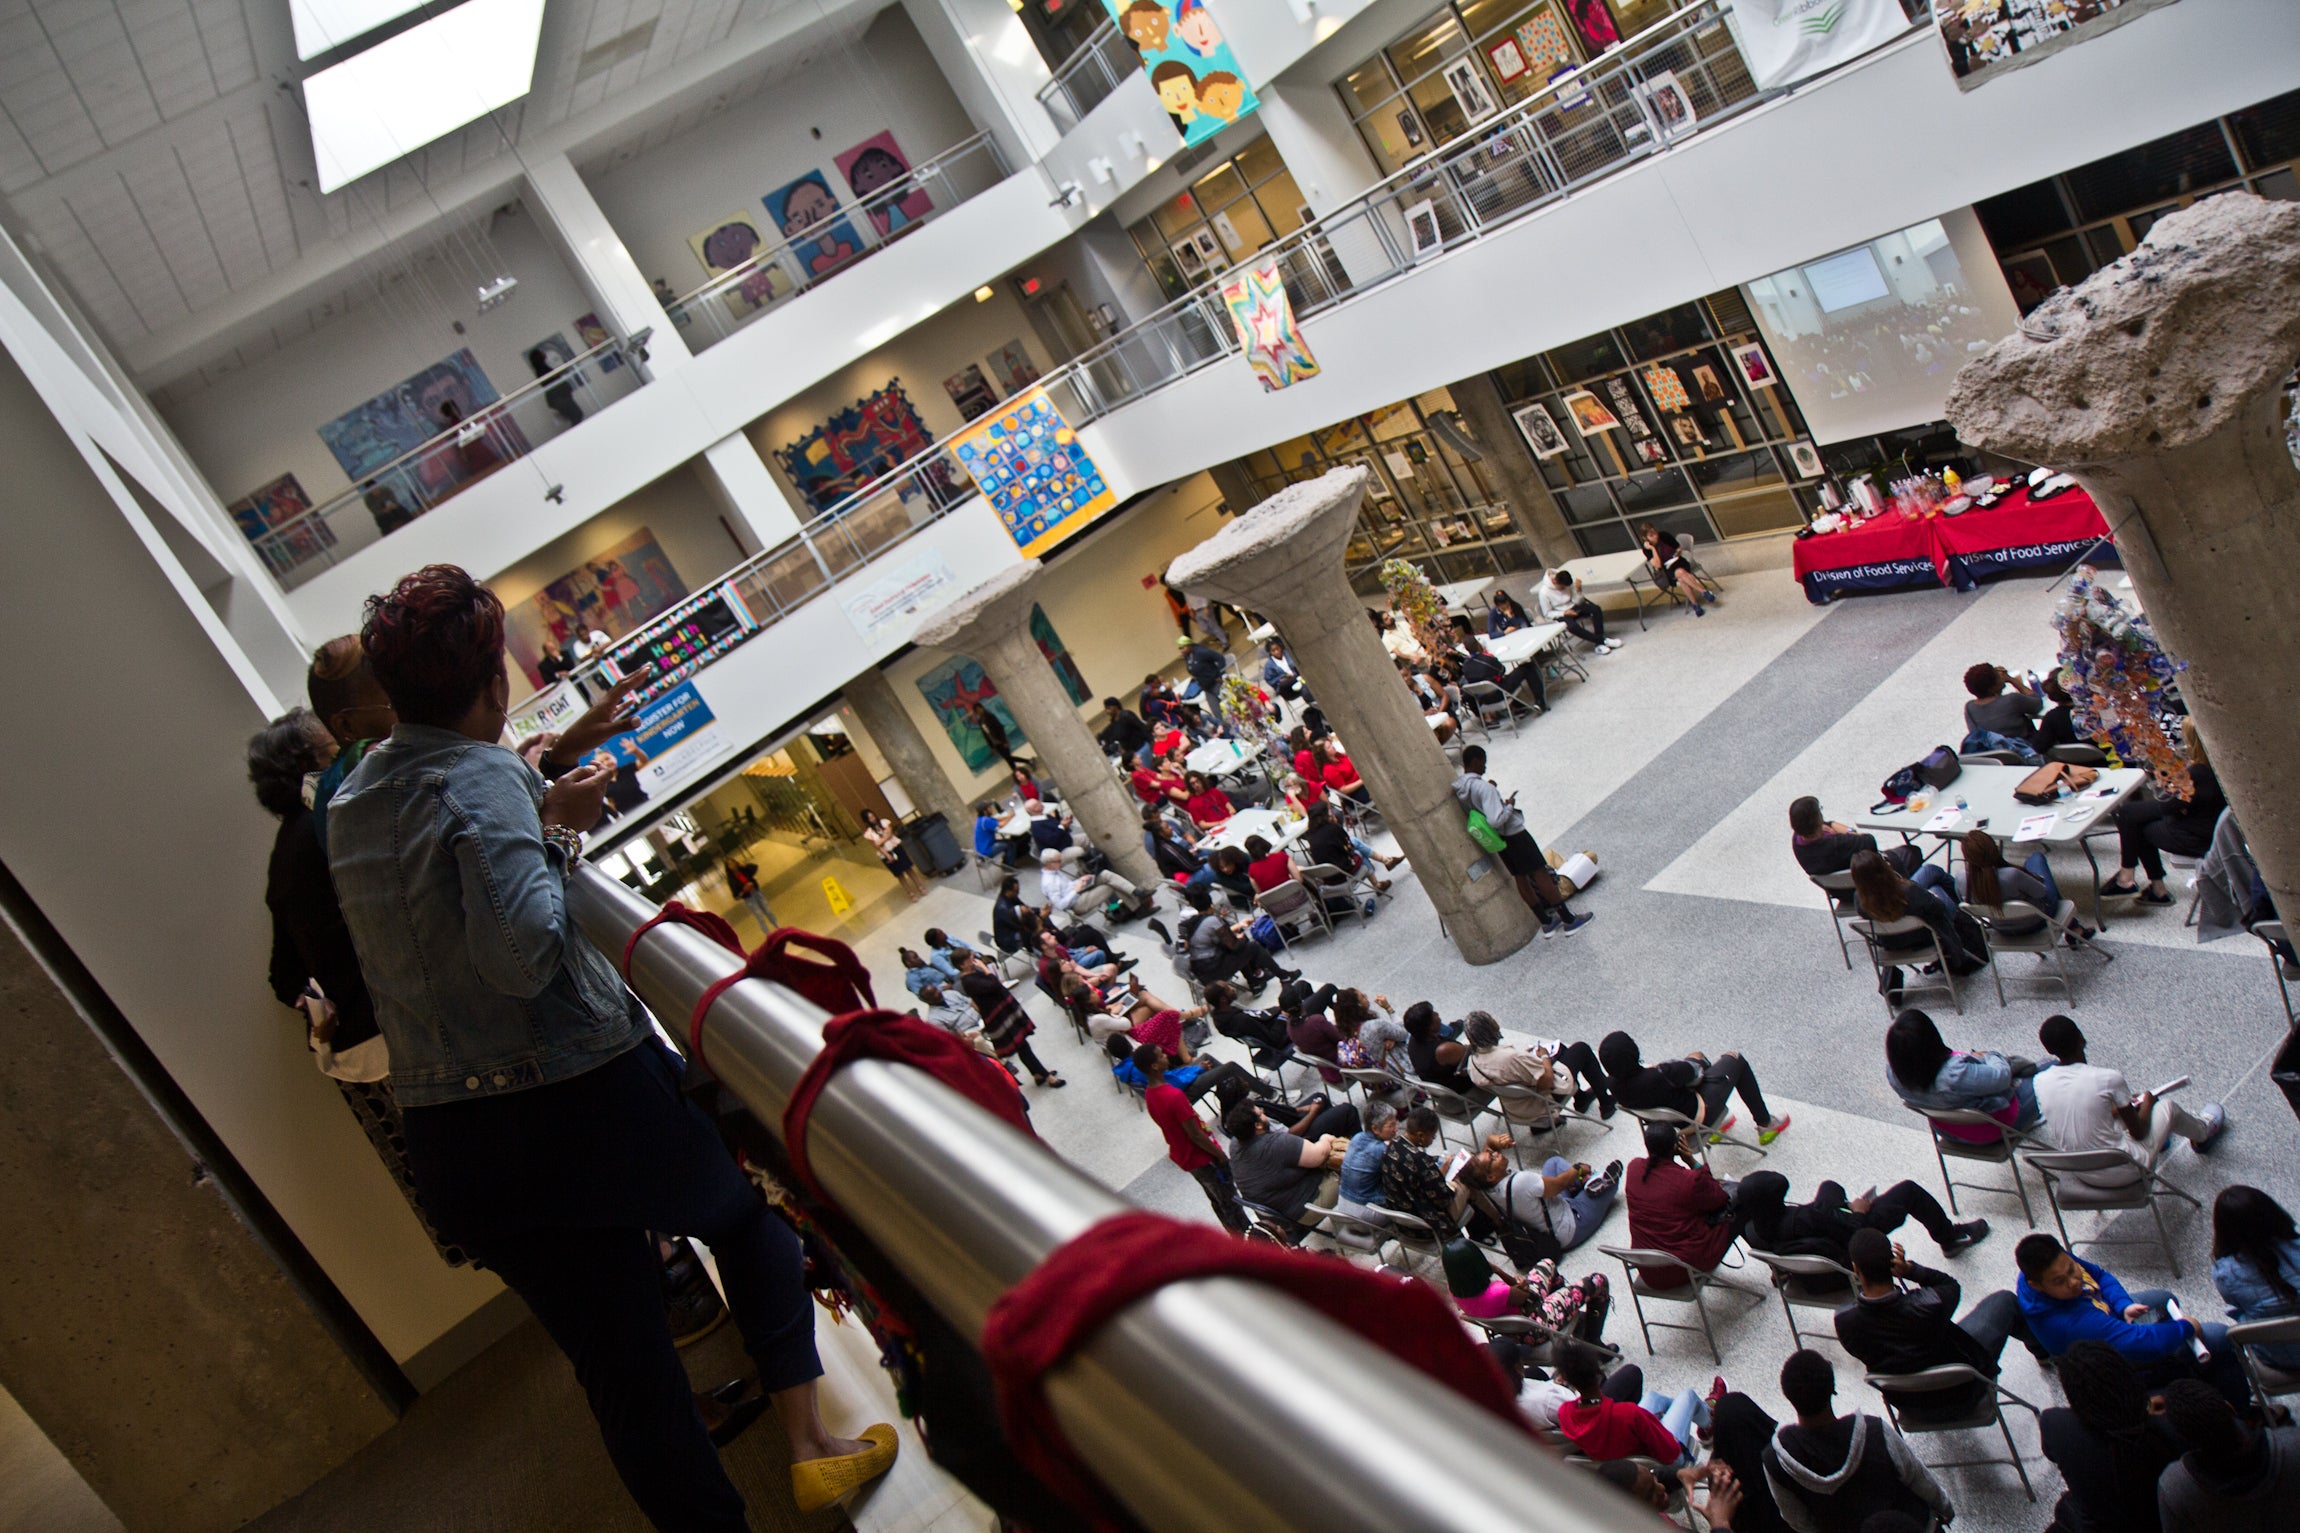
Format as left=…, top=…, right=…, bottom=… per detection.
left=1220, top=258, right=1321, bottom=393
left=1690, top=362, right=1728, bottom=402
left=944, top=364, right=1000, bottom=421
left=987, top=340, right=1040, bottom=394
left=1104, top=0, right=1260, bottom=148
left=1442, top=54, right=1499, bottom=125
left=501, top=528, right=690, bottom=689
left=1511, top=400, right=1572, bottom=460
left=317, top=348, right=531, bottom=511
left=686, top=212, right=792, bottom=316
left=915, top=657, right=1028, bottom=772
left=226, top=472, right=334, bottom=572
left=836, top=132, right=934, bottom=237
left=1788, top=441, right=1825, bottom=478
left=574, top=311, right=622, bottom=373
left=764, top=170, right=866, bottom=281
left=1732, top=341, right=1778, bottom=389
left=1563, top=0, right=1618, bottom=55
left=1560, top=389, right=1621, bottom=436
left=950, top=389, right=1119, bottom=557
left=1634, top=69, right=1697, bottom=139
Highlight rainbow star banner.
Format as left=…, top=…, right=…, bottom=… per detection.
left=1220, top=259, right=1320, bottom=392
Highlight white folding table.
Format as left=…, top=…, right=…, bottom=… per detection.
left=1854, top=765, right=2148, bottom=927
left=1553, top=550, right=1657, bottom=631
left=1485, top=619, right=1586, bottom=682
left=1197, top=806, right=1303, bottom=855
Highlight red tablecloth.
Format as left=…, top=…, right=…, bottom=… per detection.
left=1791, top=485, right=2115, bottom=603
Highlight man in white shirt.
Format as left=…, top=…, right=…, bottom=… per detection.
left=1039, top=848, right=1148, bottom=921
left=1537, top=569, right=1623, bottom=654
left=2031, top=1014, right=2225, bottom=1189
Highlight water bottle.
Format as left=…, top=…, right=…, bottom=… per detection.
left=1955, top=794, right=1968, bottom=812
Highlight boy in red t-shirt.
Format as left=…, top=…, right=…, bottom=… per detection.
left=1139, top=1045, right=1248, bottom=1234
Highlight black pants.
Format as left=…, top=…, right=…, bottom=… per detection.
left=1011, top=1036, right=1053, bottom=1080
left=1696, top=1053, right=1773, bottom=1129
left=1190, top=1161, right=1250, bottom=1233
left=1707, top=1393, right=1791, bottom=1533
left=1201, top=940, right=1282, bottom=988
left=1182, top=1060, right=1262, bottom=1103
left=402, top=1041, right=818, bottom=1533
left=1862, top=1177, right=1960, bottom=1246
left=1503, top=661, right=1548, bottom=710
left=1552, top=1040, right=1613, bottom=1111
left=1561, top=599, right=1607, bottom=648
left=2115, top=797, right=2214, bottom=881
left=1300, top=1100, right=1362, bottom=1140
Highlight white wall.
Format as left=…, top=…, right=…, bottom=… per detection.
left=155, top=204, right=599, bottom=516
left=584, top=8, right=980, bottom=312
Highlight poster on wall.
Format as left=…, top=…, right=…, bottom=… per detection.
left=915, top=658, right=1028, bottom=773
left=835, top=131, right=934, bottom=236
left=944, top=364, right=1000, bottom=420
left=840, top=547, right=959, bottom=641
left=226, top=472, right=335, bottom=572
left=1726, top=0, right=1912, bottom=90
left=1564, top=0, right=1619, bottom=53
left=764, top=171, right=865, bottom=282
left=1641, top=363, right=1691, bottom=412
left=573, top=312, right=622, bottom=373
left=316, top=349, right=529, bottom=512
left=1511, top=401, right=1571, bottom=460
left=774, top=381, right=939, bottom=513
left=1731, top=341, right=1778, bottom=389
left=1932, top=0, right=2176, bottom=90
left=1516, top=9, right=1577, bottom=75
left=1486, top=35, right=1531, bottom=82
left=950, top=388, right=1119, bottom=559
left=1632, top=69, right=1698, bottom=140
left=1560, top=389, right=1621, bottom=435
left=1029, top=604, right=1092, bottom=706
left=987, top=339, right=1040, bottom=394
left=502, top=527, right=690, bottom=689
left=687, top=212, right=794, bottom=316
left=526, top=330, right=580, bottom=388
left=1104, top=0, right=1260, bottom=149
left=1604, top=376, right=1655, bottom=439
left=1220, top=258, right=1320, bottom=392
left=1441, top=55, right=1499, bottom=124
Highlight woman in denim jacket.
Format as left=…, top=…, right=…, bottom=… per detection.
left=1884, top=1008, right=2041, bottom=1144
left=2211, top=1186, right=2300, bottom=1369
left=326, top=566, right=894, bottom=1524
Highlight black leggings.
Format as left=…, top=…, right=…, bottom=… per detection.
left=1012, top=1038, right=1052, bottom=1080
left=1863, top=1178, right=1959, bottom=1246
left=1182, top=1060, right=1262, bottom=1103
left=1696, top=1053, right=1772, bottom=1129
left=1552, top=1041, right=1613, bottom=1110
left=2116, top=797, right=2214, bottom=881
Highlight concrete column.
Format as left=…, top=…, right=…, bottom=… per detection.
left=0, top=875, right=398, bottom=1532
left=1167, top=466, right=1543, bottom=965
left=1946, top=193, right=2300, bottom=930
left=1447, top=373, right=1577, bottom=567
left=696, top=432, right=805, bottom=551
left=916, top=564, right=1162, bottom=891
left=523, top=154, right=691, bottom=373
left=844, top=665, right=974, bottom=834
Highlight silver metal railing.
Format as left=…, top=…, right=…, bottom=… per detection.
left=571, top=862, right=1637, bottom=1532
left=661, top=130, right=1012, bottom=350
left=248, top=329, right=652, bottom=590
left=1034, top=21, right=1140, bottom=132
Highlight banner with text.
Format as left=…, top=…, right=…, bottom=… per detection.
left=1727, top=0, right=1914, bottom=89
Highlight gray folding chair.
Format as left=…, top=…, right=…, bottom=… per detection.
left=1812, top=870, right=1858, bottom=969
left=1253, top=879, right=1332, bottom=948
left=2227, top=1316, right=2300, bottom=1403
left=1624, top=1103, right=1766, bottom=1169
left=1851, top=916, right=1961, bottom=1016
left=1412, top=1076, right=1502, bottom=1150
left=2252, top=919, right=2295, bottom=1025
left=1903, top=1103, right=2035, bottom=1227
left=1295, top=861, right=1374, bottom=927
left=1864, top=1363, right=2038, bottom=1501
left=1461, top=679, right=1522, bottom=735
left=1962, top=899, right=2103, bottom=1008
left=2023, top=1147, right=2201, bottom=1276
left=981, top=930, right=1034, bottom=984
left=1488, top=1082, right=1614, bottom=1159
left=1598, top=1244, right=1758, bottom=1364
left=1748, top=1249, right=1859, bottom=1352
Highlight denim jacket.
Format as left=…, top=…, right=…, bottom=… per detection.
left=2213, top=1243, right=2300, bottom=1367
left=1888, top=1050, right=2041, bottom=1127
left=327, top=724, right=647, bottom=1108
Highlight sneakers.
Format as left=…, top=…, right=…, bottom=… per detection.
left=1756, top=1114, right=1792, bottom=1146
left=1554, top=912, right=1593, bottom=936
left=1689, top=602, right=1706, bottom=617
left=1943, top=1218, right=1992, bottom=1254
left=791, top=1424, right=900, bottom=1513
left=1540, top=915, right=1561, bottom=939
left=667, top=1281, right=729, bottom=1348
left=1601, top=639, right=1624, bottom=653
left=2192, top=1102, right=2228, bottom=1154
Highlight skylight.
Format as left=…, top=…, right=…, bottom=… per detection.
left=303, top=0, right=546, bottom=193
left=289, top=0, right=430, bottom=61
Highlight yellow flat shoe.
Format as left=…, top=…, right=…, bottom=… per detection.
left=790, top=1423, right=898, bottom=1513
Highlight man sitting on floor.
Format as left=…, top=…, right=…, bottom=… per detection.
left=1762, top=1350, right=1955, bottom=1533
left=1836, top=1227, right=2043, bottom=1423
left=2031, top=1013, right=2226, bottom=1188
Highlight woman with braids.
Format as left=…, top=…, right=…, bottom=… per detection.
left=325, top=566, right=894, bottom=1526
left=2040, top=1340, right=2183, bottom=1533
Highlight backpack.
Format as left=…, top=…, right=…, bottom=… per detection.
left=1873, top=746, right=1961, bottom=812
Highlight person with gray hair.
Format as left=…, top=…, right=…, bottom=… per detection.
left=1461, top=1010, right=1615, bottom=1124
left=1338, top=1099, right=1401, bottom=1208
left=1038, top=846, right=1148, bottom=921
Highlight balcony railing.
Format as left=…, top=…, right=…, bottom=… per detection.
left=247, top=329, right=653, bottom=590
left=660, top=130, right=1012, bottom=350
left=572, top=860, right=1633, bottom=1533
left=1034, top=21, right=1140, bottom=132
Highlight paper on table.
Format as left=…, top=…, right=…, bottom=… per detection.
left=1922, top=807, right=1963, bottom=833
left=2013, top=812, right=2059, bottom=842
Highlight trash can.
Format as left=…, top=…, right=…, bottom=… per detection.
left=904, top=811, right=963, bottom=877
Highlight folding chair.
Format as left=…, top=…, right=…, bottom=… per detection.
left=1413, top=1076, right=1502, bottom=1150
left=981, top=930, right=1034, bottom=983
left=1851, top=916, right=1961, bottom=1016
left=965, top=848, right=1006, bottom=892
left=2226, top=1316, right=2300, bottom=1403
left=1864, top=1364, right=2038, bottom=1501
left=1903, top=1103, right=2035, bottom=1227
left=1295, top=861, right=1374, bottom=928
left=2253, top=919, right=2296, bottom=1025
left=1623, top=1103, right=1766, bottom=1169
left=1962, top=899, right=2105, bottom=1008
left=2024, top=1147, right=2201, bottom=1276
left=1597, top=1244, right=1758, bottom=1364
left=1254, top=879, right=1332, bottom=948
left=1488, top=1082, right=1613, bottom=1163
left=1747, top=1250, right=1859, bottom=1352
left=1811, top=870, right=1858, bottom=970
left=1461, top=679, right=1522, bottom=736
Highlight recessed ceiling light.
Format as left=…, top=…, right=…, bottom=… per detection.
left=303, top=0, right=546, bottom=193
left=289, top=0, right=429, bottom=61
left=974, top=285, right=994, bottom=303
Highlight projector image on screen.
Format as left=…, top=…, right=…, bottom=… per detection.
left=1739, top=211, right=2022, bottom=445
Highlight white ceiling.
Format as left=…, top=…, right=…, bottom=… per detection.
left=0, top=0, right=864, bottom=383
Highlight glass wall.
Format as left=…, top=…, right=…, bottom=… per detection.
left=1127, top=135, right=1311, bottom=299
left=1975, top=88, right=2300, bottom=312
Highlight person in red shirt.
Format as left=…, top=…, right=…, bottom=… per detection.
left=1245, top=835, right=1296, bottom=893
left=1623, top=1120, right=1753, bottom=1289
left=1130, top=762, right=1185, bottom=807
left=1182, top=771, right=1235, bottom=829
left=1139, top=1045, right=1248, bottom=1233
left=1315, top=739, right=1370, bottom=806
left=1555, top=1341, right=1723, bottom=1465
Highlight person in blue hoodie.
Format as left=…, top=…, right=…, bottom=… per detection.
left=2014, top=1233, right=2254, bottom=1410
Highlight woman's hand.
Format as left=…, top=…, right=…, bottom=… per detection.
left=547, top=669, right=651, bottom=765
left=541, top=760, right=614, bottom=834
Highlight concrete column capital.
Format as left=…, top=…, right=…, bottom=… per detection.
left=914, top=559, right=1048, bottom=658
left=1165, top=466, right=1371, bottom=649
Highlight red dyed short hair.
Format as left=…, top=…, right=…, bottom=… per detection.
left=361, top=564, right=506, bottom=728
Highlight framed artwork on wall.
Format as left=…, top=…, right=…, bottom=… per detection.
left=1560, top=389, right=1621, bottom=435
left=686, top=212, right=792, bottom=315
left=1731, top=342, right=1777, bottom=388
left=226, top=472, right=332, bottom=573
left=1788, top=441, right=1825, bottom=478
left=502, top=528, right=690, bottom=689
left=1641, top=363, right=1690, bottom=412
left=1511, top=401, right=1571, bottom=459
left=944, top=364, right=999, bottom=421
left=774, top=381, right=938, bottom=512
left=573, top=312, right=622, bottom=373
left=1517, top=9, right=1576, bottom=76
left=1404, top=199, right=1443, bottom=256
left=317, top=348, right=528, bottom=512
left=763, top=171, right=865, bottom=282
left=1486, top=35, right=1530, bottom=83
left=1690, top=362, right=1728, bottom=402
left=1441, top=54, right=1499, bottom=125
left=836, top=131, right=934, bottom=236
left=988, top=340, right=1040, bottom=394
left=1604, top=376, right=1653, bottom=439
left=915, top=658, right=1026, bottom=773
left=1174, top=237, right=1208, bottom=279
left=1633, top=69, right=1698, bottom=140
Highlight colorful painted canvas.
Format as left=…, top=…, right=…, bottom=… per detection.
left=774, top=381, right=939, bottom=513
left=1561, top=389, right=1620, bottom=434
left=944, top=364, right=999, bottom=421
left=574, top=312, right=622, bottom=373
left=1517, top=9, right=1575, bottom=75
left=226, top=472, right=335, bottom=573
left=988, top=339, right=1040, bottom=394
left=1642, top=364, right=1690, bottom=412
left=764, top=170, right=865, bottom=282
left=915, top=656, right=1028, bottom=773
left=1029, top=604, right=1092, bottom=706
left=836, top=131, right=934, bottom=237
left=1101, top=0, right=1260, bottom=149
left=1220, top=258, right=1320, bottom=392
left=949, top=388, right=1118, bottom=560
left=686, top=212, right=793, bottom=316
left=315, top=349, right=530, bottom=512
left=502, top=528, right=690, bottom=689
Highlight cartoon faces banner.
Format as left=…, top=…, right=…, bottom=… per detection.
left=950, top=389, right=1118, bottom=559
left=835, top=131, right=934, bottom=237
left=686, top=211, right=794, bottom=316
left=502, top=528, right=690, bottom=689
left=1220, top=258, right=1320, bottom=392
left=1104, top=0, right=1259, bottom=149
left=764, top=170, right=866, bottom=283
